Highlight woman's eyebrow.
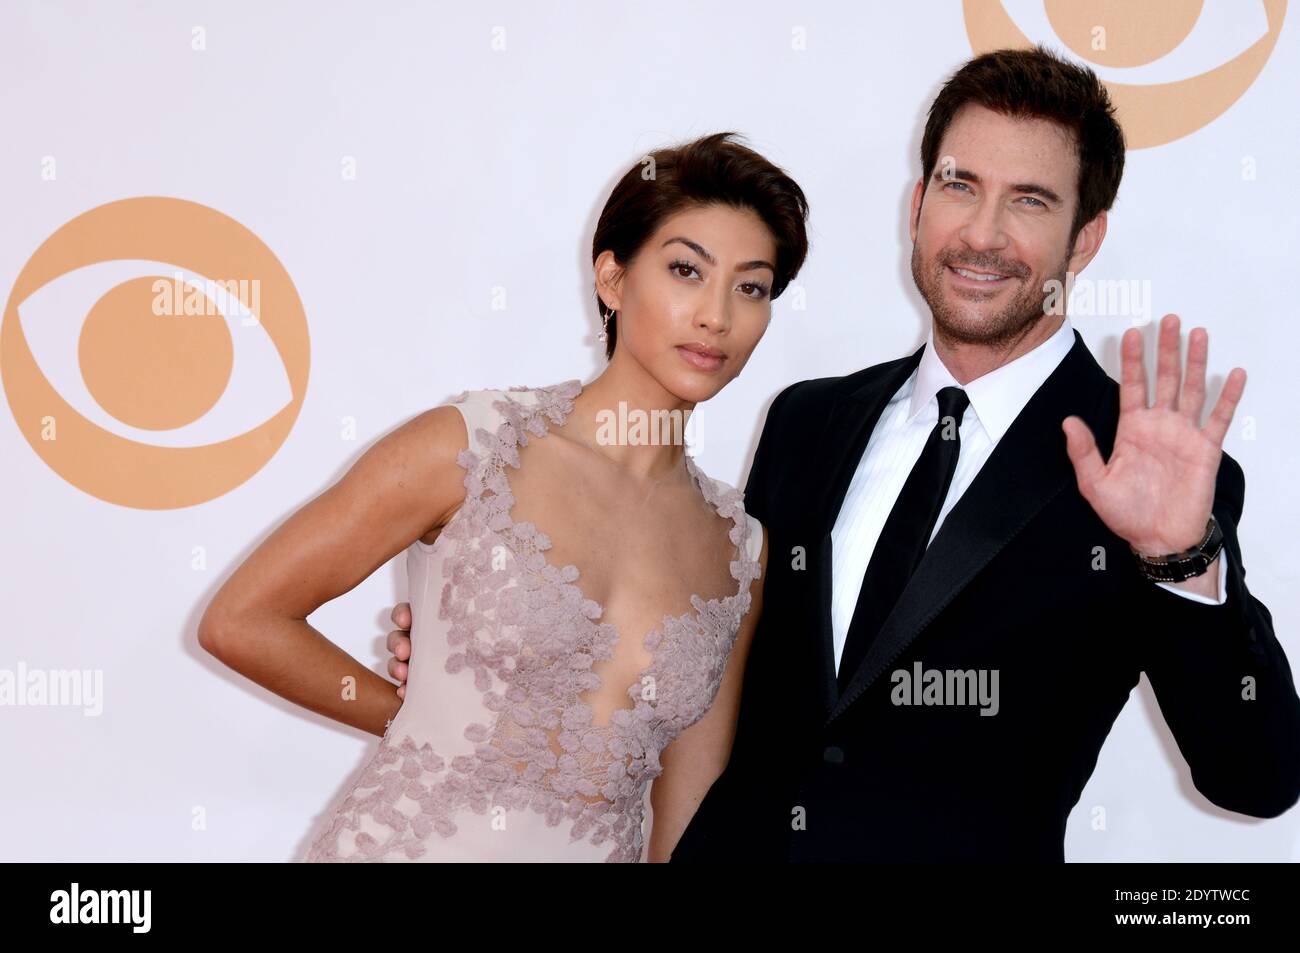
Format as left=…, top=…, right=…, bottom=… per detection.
left=661, top=236, right=775, bottom=273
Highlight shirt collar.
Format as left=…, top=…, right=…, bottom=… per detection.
left=906, top=316, right=1076, bottom=443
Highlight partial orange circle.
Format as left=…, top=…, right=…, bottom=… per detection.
left=1046, top=0, right=1203, bottom=68
left=964, top=0, right=1287, bottom=149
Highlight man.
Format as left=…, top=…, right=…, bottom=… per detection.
left=390, top=47, right=1300, bottom=861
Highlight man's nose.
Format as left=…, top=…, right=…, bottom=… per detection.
left=958, top=197, right=1010, bottom=252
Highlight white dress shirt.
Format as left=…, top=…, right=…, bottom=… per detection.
left=828, top=317, right=1228, bottom=675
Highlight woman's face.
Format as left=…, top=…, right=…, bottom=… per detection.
left=597, top=202, right=777, bottom=403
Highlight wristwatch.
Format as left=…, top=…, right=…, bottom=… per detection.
left=1129, top=515, right=1224, bottom=583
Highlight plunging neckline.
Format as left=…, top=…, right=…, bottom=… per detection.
left=458, top=378, right=757, bottom=724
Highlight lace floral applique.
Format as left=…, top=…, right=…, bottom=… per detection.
left=306, top=380, right=760, bottom=862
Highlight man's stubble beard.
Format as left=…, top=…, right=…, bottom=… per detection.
left=910, top=242, right=1071, bottom=350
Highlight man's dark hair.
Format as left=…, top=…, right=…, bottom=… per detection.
left=920, top=45, right=1125, bottom=239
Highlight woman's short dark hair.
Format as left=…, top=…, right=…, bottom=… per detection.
left=920, top=45, right=1125, bottom=240
left=591, top=131, right=810, bottom=360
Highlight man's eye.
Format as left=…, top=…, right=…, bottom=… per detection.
left=944, top=181, right=971, bottom=193
left=1018, top=196, right=1046, bottom=208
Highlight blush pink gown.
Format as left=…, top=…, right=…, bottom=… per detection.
left=304, top=379, right=762, bottom=862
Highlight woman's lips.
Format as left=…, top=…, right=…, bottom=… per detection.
left=676, top=345, right=725, bottom=372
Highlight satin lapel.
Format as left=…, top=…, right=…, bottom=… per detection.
left=810, top=345, right=927, bottom=533
left=803, top=345, right=925, bottom=717
left=826, top=330, right=1117, bottom=725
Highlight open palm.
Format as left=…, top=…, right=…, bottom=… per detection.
left=1061, top=314, right=1246, bottom=556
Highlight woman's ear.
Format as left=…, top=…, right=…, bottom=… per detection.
left=594, top=249, right=624, bottom=311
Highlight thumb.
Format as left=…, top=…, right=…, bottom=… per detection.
left=1062, top=416, right=1105, bottom=496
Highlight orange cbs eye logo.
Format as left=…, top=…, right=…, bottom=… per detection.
left=1, top=197, right=309, bottom=509
left=964, top=0, right=1287, bottom=148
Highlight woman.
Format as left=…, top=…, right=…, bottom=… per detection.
left=198, top=131, right=809, bottom=862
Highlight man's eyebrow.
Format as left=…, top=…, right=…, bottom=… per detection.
left=932, top=168, right=1062, bottom=205
left=662, top=236, right=775, bottom=273
left=1009, top=182, right=1062, bottom=204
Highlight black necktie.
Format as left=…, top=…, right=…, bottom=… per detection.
left=837, top=385, right=970, bottom=693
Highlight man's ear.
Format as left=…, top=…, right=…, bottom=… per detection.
left=908, top=178, right=925, bottom=243
left=1067, top=211, right=1107, bottom=275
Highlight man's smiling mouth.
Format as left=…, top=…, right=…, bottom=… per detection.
left=951, top=266, right=1008, bottom=281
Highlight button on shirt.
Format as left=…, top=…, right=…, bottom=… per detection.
left=828, top=317, right=1228, bottom=676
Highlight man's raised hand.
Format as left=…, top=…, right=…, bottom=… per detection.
left=1061, top=313, right=1246, bottom=556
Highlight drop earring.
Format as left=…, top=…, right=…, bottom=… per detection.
left=597, top=309, right=614, bottom=343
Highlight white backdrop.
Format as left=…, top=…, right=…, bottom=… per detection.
left=1, top=1, right=1297, bottom=861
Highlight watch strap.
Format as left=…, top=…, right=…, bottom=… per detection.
left=1130, top=515, right=1224, bottom=583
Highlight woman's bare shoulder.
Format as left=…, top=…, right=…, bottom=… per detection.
left=367, top=404, right=473, bottom=529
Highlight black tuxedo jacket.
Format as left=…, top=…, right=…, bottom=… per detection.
left=671, top=330, right=1300, bottom=862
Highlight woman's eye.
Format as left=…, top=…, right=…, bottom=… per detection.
left=669, top=260, right=767, bottom=298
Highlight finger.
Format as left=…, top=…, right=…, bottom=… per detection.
left=1062, top=417, right=1106, bottom=497
left=1119, top=327, right=1148, bottom=415
left=397, top=684, right=405, bottom=700
left=1203, top=367, right=1246, bottom=448
left=386, top=629, right=411, bottom=661
left=1180, top=327, right=1208, bottom=425
left=391, top=602, right=412, bottom=630
left=1154, top=313, right=1181, bottom=410
left=387, top=656, right=408, bottom=681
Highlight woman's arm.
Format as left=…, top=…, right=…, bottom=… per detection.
left=197, top=405, right=470, bottom=737
left=646, top=522, right=767, bottom=862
